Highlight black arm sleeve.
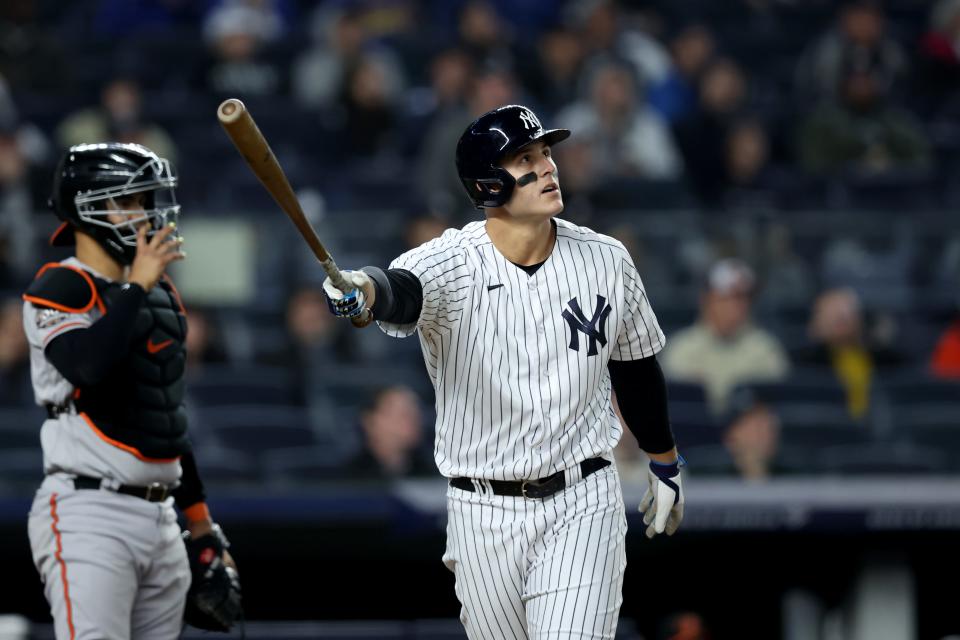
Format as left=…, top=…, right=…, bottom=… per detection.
left=361, top=266, right=423, bottom=324
left=173, top=447, right=207, bottom=511
left=608, top=355, right=676, bottom=454
left=44, top=283, right=146, bottom=387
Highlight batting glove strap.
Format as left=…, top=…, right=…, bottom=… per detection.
left=649, top=454, right=686, bottom=480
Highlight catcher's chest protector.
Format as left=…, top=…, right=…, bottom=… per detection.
left=75, top=277, right=191, bottom=459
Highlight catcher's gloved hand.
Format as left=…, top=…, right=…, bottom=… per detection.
left=639, top=455, right=685, bottom=538
left=182, top=524, right=243, bottom=632
left=322, top=270, right=372, bottom=319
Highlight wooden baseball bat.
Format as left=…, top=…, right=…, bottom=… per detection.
left=216, top=98, right=372, bottom=327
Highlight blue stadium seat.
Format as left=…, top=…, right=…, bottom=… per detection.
left=0, top=407, right=47, bottom=449
left=880, top=376, right=960, bottom=465
left=187, top=366, right=300, bottom=407
left=817, top=443, right=951, bottom=475
left=192, top=445, right=262, bottom=485
left=665, top=382, right=721, bottom=448
left=262, top=446, right=352, bottom=486
left=745, top=372, right=855, bottom=425
left=678, top=444, right=736, bottom=476
left=0, top=448, right=44, bottom=492
left=196, top=405, right=320, bottom=457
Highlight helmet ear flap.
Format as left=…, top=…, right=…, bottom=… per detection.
left=468, top=167, right=516, bottom=209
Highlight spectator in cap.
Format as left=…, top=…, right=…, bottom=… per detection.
left=200, top=1, right=285, bottom=97
left=660, top=258, right=789, bottom=415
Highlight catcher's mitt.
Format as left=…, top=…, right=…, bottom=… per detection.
left=182, top=524, right=243, bottom=632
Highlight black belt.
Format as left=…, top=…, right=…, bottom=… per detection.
left=450, top=457, right=611, bottom=499
left=73, top=475, right=175, bottom=502
left=45, top=403, right=73, bottom=419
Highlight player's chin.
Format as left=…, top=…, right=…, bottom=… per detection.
left=538, top=192, right=564, bottom=215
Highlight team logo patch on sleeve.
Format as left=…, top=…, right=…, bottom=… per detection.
left=35, top=307, right=71, bottom=330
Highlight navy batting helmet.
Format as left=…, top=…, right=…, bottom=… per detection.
left=455, top=105, right=570, bottom=209
left=49, top=142, right=180, bottom=265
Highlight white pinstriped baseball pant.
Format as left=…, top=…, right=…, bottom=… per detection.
left=443, top=462, right=627, bottom=639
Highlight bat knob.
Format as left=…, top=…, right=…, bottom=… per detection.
left=351, top=309, right=374, bottom=329
left=218, top=99, right=245, bottom=123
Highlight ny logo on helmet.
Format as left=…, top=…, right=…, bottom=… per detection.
left=562, top=295, right=612, bottom=356
left=518, top=109, right=541, bottom=131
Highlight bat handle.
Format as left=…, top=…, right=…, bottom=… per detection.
left=324, top=259, right=374, bottom=329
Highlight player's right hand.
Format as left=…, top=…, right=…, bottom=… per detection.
left=128, top=222, right=184, bottom=292
left=322, top=270, right=372, bottom=319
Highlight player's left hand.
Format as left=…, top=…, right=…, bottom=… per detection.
left=322, top=270, right=372, bottom=319
left=639, top=456, right=685, bottom=538
left=182, top=524, right=243, bottom=631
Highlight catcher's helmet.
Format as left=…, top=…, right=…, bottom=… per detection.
left=50, top=142, right=180, bottom=265
left=455, top=104, right=570, bottom=209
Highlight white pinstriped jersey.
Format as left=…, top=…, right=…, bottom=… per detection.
left=378, top=217, right=665, bottom=481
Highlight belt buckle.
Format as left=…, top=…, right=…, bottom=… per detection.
left=144, top=482, right=167, bottom=501
left=521, top=478, right=547, bottom=499
left=521, top=479, right=533, bottom=499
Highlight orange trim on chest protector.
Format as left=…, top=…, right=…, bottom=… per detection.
left=79, top=412, right=181, bottom=464
left=23, top=263, right=106, bottom=315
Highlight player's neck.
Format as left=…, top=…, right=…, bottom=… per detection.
left=75, top=231, right=125, bottom=281
left=485, top=214, right=556, bottom=266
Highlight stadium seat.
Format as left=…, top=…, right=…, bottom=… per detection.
left=817, top=443, right=951, bottom=475
left=0, top=448, right=44, bottom=493
left=262, top=446, right=351, bottom=486
left=678, top=444, right=737, bottom=476
left=187, top=365, right=300, bottom=407
left=0, top=407, right=46, bottom=449
left=667, top=385, right=721, bottom=448
left=196, top=405, right=321, bottom=457
left=744, top=373, right=855, bottom=427
left=192, top=445, right=262, bottom=485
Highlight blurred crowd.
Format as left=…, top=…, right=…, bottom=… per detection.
left=0, top=0, right=959, bottom=488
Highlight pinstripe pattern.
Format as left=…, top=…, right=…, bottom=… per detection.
left=443, top=465, right=627, bottom=639
left=378, top=217, right=665, bottom=480
left=378, top=216, right=663, bottom=638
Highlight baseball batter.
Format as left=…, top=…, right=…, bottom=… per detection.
left=23, top=143, right=240, bottom=639
left=324, top=105, right=685, bottom=639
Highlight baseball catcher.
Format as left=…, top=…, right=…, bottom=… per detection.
left=24, top=142, right=242, bottom=638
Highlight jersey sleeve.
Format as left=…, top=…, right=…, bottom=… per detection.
left=22, top=264, right=100, bottom=349
left=611, top=253, right=666, bottom=361
left=377, top=231, right=467, bottom=338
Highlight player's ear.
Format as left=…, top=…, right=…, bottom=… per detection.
left=479, top=181, right=501, bottom=194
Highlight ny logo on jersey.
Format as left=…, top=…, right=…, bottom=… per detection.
left=562, top=295, right=612, bottom=356
left=518, top=108, right=541, bottom=131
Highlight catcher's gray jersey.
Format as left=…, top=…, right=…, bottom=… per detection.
left=22, top=257, right=181, bottom=486
left=377, top=217, right=665, bottom=480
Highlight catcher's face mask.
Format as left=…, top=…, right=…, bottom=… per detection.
left=73, top=155, right=181, bottom=251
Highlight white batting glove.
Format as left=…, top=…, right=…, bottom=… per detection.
left=322, top=270, right=372, bottom=319
left=639, top=455, right=685, bottom=538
